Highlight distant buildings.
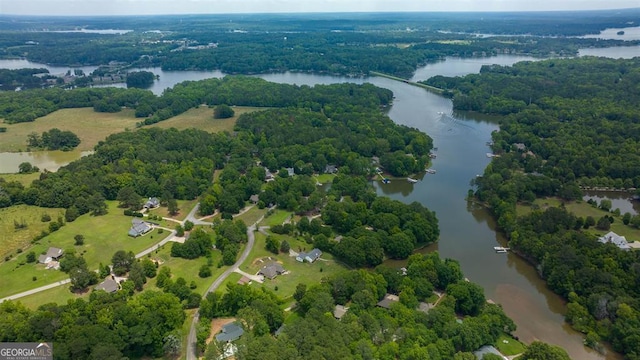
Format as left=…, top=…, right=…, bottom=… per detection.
left=598, top=231, right=631, bottom=251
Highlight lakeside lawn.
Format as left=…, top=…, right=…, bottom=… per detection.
left=0, top=204, right=65, bottom=261
left=0, top=108, right=138, bottom=152
left=516, top=197, right=640, bottom=241
left=495, top=333, right=527, bottom=356
left=0, top=201, right=168, bottom=298
left=150, top=106, right=265, bottom=134
left=241, top=230, right=346, bottom=300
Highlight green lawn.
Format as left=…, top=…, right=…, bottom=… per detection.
left=147, top=199, right=198, bottom=222
left=0, top=201, right=170, bottom=298
left=150, top=106, right=266, bottom=134
left=234, top=206, right=267, bottom=227
left=0, top=108, right=139, bottom=152
left=242, top=231, right=346, bottom=300
left=0, top=172, right=41, bottom=186
left=260, top=209, right=292, bottom=227
left=495, top=333, right=527, bottom=356
left=147, top=244, right=225, bottom=296
left=517, top=197, right=640, bottom=242
left=0, top=205, right=65, bottom=262
left=314, top=173, right=336, bottom=184
left=17, top=283, right=89, bottom=309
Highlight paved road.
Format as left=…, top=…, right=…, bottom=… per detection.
left=185, top=203, right=214, bottom=226
left=0, top=227, right=177, bottom=303
left=186, top=216, right=263, bottom=360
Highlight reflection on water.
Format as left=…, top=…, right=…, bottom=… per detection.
left=583, top=190, right=640, bottom=216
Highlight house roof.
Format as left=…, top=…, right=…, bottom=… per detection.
left=324, top=165, right=338, bottom=173
left=45, top=247, right=63, bottom=259
left=474, top=345, right=508, bottom=360
left=334, top=305, right=349, bottom=319
left=598, top=231, right=631, bottom=250
left=376, top=294, right=400, bottom=309
left=250, top=194, right=260, bottom=203
left=129, top=219, right=152, bottom=237
left=216, top=322, right=244, bottom=343
left=95, top=278, right=119, bottom=293
left=307, top=248, right=322, bottom=260
left=285, top=167, right=295, bottom=176
left=258, top=263, right=285, bottom=279
left=513, top=143, right=526, bottom=151
left=144, top=197, right=159, bottom=208
left=38, top=254, right=49, bottom=264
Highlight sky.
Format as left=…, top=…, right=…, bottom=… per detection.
left=1, top=0, right=638, bottom=16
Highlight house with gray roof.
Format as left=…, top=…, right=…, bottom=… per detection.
left=258, top=262, right=285, bottom=280
left=95, top=278, right=119, bottom=293
left=376, top=293, right=400, bottom=309
left=128, top=218, right=152, bottom=237
left=285, top=167, right=295, bottom=177
left=598, top=231, right=631, bottom=251
left=38, top=247, right=64, bottom=264
left=296, top=248, right=322, bottom=263
left=143, top=197, right=160, bottom=209
left=216, top=322, right=244, bottom=343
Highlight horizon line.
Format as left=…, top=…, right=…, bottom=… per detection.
left=2, top=8, right=639, bottom=17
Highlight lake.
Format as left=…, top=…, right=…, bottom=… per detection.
left=0, top=49, right=632, bottom=359
left=580, top=26, right=640, bottom=41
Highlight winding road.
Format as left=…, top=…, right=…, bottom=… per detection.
left=186, top=217, right=263, bottom=360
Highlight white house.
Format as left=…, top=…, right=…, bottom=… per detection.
left=598, top=231, right=631, bottom=251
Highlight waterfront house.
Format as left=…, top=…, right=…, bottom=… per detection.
left=598, top=231, right=631, bottom=251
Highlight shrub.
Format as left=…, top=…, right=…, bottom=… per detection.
left=41, top=214, right=51, bottom=222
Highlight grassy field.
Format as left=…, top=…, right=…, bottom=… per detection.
left=0, top=205, right=65, bottom=261
left=234, top=206, right=267, bottom=227
left=0, top=108, right=139, bottom=152
left=495, top=333, right=527, bottom=356
left=17, top=283, right=89, bottom=309
left=0, top=173, right=40, bottom=186
left=517, top=197, right=640, bottom=241
left=147, top=244, right=226, bottom=296
left=314, top=173, right=336, bottom=184
left=241, top=231, right=346, bottom=300
left=147, top=199, right=198, bottom=222
left=260, top=209, right=292, bottom=227
left=150, top=106, right=265, bottom=133
left=0, top=201, right=169, bottom=298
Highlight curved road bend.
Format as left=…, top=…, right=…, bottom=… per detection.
left=187, top=217, right=262, bottom=360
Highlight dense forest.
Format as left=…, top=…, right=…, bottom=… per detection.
left=0, top=77, right=435, bottom=266
left=0, top=291, right=185, bottom=359
left=431, top=57, right=640, bottom=358
left=194, top=254, right=570, bottom=360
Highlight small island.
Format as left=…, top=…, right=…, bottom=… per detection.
left=617, top=30, right=625, bottom=35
